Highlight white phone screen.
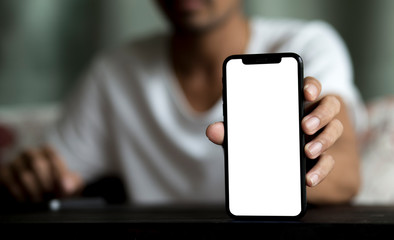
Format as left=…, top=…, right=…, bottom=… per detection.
left=224, top=55, right=303, bottom=217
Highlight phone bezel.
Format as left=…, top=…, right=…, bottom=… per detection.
left=222, top=52, right=306, bottom=220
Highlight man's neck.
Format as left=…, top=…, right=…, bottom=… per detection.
left=169, top=11, right=249, bottom=113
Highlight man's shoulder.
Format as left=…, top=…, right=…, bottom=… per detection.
left=90, top=33, right=168, bottom=75
left=251, top=17, right=334, bottom=34
left=249, top=17, right=341, bottom=53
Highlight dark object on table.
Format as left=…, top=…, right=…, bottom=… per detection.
left=81, top=175, right=127, bottom=204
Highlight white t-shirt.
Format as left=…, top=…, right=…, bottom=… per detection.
left=47, top=18, right=367, bottom=207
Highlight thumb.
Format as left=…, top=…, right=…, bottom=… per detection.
left=206, top=122, right=225, bottom=145
left=60, top=172, right=83, bottom=197
left=41, top=144, right=83, bottom=197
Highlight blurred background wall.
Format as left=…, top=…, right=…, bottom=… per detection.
left=0, top=0, right=393, bottom=107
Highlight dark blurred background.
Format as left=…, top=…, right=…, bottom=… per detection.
left=0, top=0, right=393, bottom=107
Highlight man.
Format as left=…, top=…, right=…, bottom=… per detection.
left=0, top=0, right=363, bottom=206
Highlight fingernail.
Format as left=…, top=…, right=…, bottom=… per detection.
left=305, top=117, right=320, bottom=132
left=309, top=174, right=319, bottom=187
left=307, top=141, right=323, bottom=156
left=62, top=176, right=75, bottom=195
left=304, top=84, right=318, bottom=98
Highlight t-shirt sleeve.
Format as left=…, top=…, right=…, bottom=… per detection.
left=285, top=21, right=368, bottom=133
left=45, top=58, right=115, bottom=183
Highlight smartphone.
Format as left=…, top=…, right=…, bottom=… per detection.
left=222, top=53, right=306, bottom=219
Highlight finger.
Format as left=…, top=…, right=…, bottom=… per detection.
left=305, top=119, right=343, bottom=159
left=206, top=122, right=224, bottom=145
left=13, top=152, right=44, bottom=202
left=42, top=145, right=78, bottom=196
left=42, top=145, right=67, bottom=195
left=302, top=95, right=341, bottom=135
left=0, top=166, right=24, bottom=202
left=11, top=156, right=35, bottom=201
left=18, top=170, right=42, bottom=202
left=306, top=153, right=335, bottom=187
left=25, top=149, right=53, bottom=193
left=303, top=76, right=322, bottom=102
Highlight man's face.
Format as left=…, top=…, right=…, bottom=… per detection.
left=157, top=0, right=242, bottom=33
